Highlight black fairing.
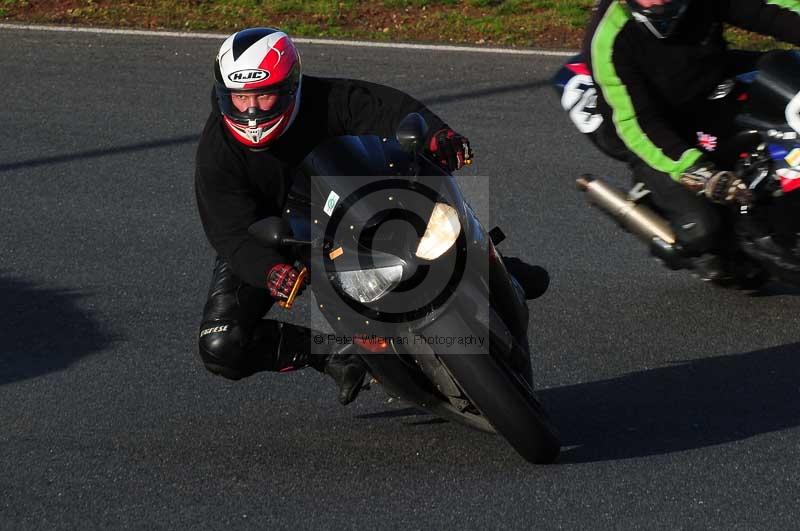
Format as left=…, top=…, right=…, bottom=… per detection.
left=282, top=134, right=537, bottom=433
left=294, top=135, right=466, bottom=326
left=745, top=51, right=800, bottom=129
left=290, top=135, right=528, bottom=342
left=295, top=134, right=450, bottom=251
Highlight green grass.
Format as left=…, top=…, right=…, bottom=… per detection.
left=0, top=0, right=790, bottom=50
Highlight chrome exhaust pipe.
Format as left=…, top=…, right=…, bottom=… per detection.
left=576, top=175, right=676, bottom=245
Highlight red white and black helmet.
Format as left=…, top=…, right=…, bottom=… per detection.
left=214, top=27, right=302, bottom=148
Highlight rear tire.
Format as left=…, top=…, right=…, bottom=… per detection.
left=439, top=352, right=560, bottom=464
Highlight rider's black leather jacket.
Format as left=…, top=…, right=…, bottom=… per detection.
left=582, top=0, right=800, bottom=180
left=195, top=76, right=446, bottom=288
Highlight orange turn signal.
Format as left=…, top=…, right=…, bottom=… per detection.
left=353, top=335, right=389, bottom=353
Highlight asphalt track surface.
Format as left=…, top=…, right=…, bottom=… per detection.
left=1, top=27, right=799, bottom=530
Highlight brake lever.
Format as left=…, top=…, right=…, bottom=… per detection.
left=278, top=266, right=308, bottom=310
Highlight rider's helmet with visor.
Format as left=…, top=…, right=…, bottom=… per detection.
left=625, top=0, right=691, bottom=39
left=214, top=27, right=302, bottom=148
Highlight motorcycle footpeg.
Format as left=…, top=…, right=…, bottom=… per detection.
left=488, top=226, right=506, bottom=246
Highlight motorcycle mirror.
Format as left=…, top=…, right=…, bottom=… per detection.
left=396, top=112, right=429, bottom=154
left=248, top=217, right=293, bottom=248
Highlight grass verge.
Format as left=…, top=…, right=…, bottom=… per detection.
left=0, top=0, right=790, bottom=50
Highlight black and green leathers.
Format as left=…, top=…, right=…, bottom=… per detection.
left=581, top=0, right=800, bottom=258
left=583, top=0, right=800, bottom=181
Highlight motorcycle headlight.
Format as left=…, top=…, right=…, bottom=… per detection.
left=415, top=203, right=461, bottom=260
left=331, top=264, right=404, bottom=303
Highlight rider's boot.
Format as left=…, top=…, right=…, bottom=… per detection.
left=728, top=258, right=770, bottom=289
left=314, top=350, right=368, bottom=406
left=251, top=322, right=368, bottom=405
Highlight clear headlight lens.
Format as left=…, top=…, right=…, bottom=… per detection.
left=415, top=203, right=461, bottom=260
left=331, top=265, right=403, bottom=303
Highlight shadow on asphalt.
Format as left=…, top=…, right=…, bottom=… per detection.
left=426, top=79, right=551, bottom=106
left=0, top=134, right=198, bottom=173
left=747, top=282, right=800, bottom=297
left=355, top=406, right=429, bottom=420
left=0, top=274, right=115, bottom=385
left=547, top=342, right=800, bottom=463
left=355, top=406, right=450, bottom=427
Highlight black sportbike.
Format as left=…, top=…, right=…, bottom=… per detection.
left=553, top=50, right=800, bottom=288
left=249, top=114, right=561, bottom=464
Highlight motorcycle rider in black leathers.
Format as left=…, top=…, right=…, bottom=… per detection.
left=583, top=0, right=800, bottom=279
left=195, top=27, right=472, bottom=404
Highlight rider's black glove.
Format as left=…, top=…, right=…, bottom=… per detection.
left=679, top=159, right=752, bottom=206
left=426, top=128, right=473, bottom=172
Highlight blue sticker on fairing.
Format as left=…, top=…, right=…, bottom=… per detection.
left=768, top=144, right=789, bottom=161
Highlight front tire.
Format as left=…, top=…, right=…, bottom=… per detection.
left=439, top=351, right=560, bottom=464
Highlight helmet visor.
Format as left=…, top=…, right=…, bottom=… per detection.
left=215, top=66, right=300, bottom=125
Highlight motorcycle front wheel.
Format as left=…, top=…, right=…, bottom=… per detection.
left=439, top=349, right=561, bottom=464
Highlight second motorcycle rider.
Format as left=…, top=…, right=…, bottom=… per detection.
left=583, top=0, right=800, bottom=279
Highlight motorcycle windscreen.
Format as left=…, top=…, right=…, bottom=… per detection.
left=297, top=134, right=455, bottom=249
left=748, top=51, right=800, bottom=133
